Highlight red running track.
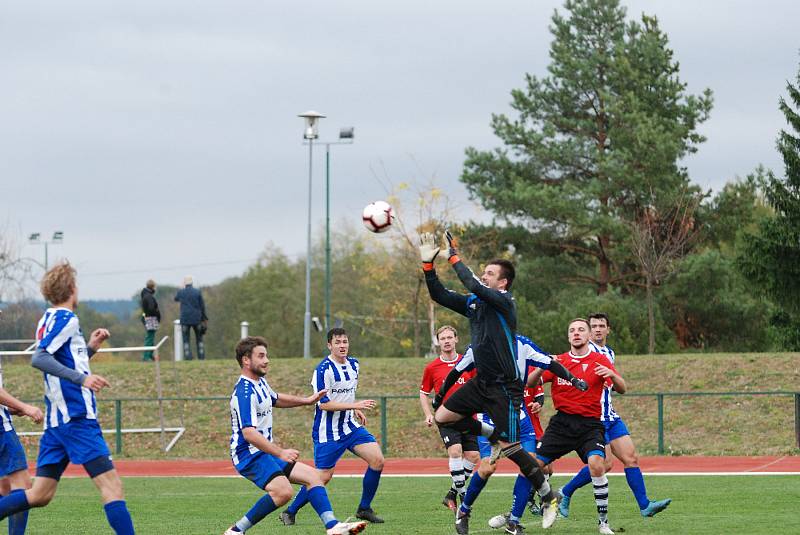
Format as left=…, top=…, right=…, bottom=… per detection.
left=32, top=456, right=800, bottom=478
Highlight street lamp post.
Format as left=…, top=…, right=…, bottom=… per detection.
left=28, top=231, right=64, bottom=271
left=298, top=111, right=325, bottom=360
left=322, top=127, right=354, bottom=330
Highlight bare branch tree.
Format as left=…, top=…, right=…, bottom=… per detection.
left=0, top=227, right=34, bottom=303
left=629, top=189, right=703, bottom=354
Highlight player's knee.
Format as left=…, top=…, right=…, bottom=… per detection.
left=588, top=456, right=605, bottom=476
left=319, top=470, right=334, bottom=485
left=370, top=455, right=385, bottom=472
left=270, top=483, right=294, bottom=506
left=603, top=457, right=614, bottom=473
left=478, top=460, right=495, bottom=478
left=27, top=488, right=54, bottom=508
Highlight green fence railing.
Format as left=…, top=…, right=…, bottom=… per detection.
left=23, top=391, right=800, bottom=456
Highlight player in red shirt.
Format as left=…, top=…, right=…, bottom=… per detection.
left=528, top=318, right=626, bottom=535
left=419, top=325, right=479, bottom=512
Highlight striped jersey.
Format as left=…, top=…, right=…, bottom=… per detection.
left=0, top=362, right=13, bottom=433
left=311, top=355, right=362, bottom=444
left=35, top=308, right=96, bottom=429
left=590, top=341, right=620, bottom=422
left=229, top=375, right=278, bottom=469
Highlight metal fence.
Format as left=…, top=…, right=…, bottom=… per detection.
left=32, top=390, right=799, bottom=456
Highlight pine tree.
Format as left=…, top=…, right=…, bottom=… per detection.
left=461, top=0, right=712, bottom=294
left=738, top=60, right=800, bottom=341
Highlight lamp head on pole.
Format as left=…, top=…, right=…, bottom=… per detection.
left=52, top=231, right=64, bottom=243
left=298, top=110, right=326, bottom=140
left=28, top=233, right=41, bottom=243
left=339, top=127, right=354, bottom=140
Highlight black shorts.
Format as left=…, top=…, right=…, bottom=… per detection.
left=536, top=411, right=606, bottom=465
left=443, top=377, right=524, bottom=443
left=438, top=425, right=479, bottom=452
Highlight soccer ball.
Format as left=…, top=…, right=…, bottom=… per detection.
left=362, top=201, right=394, bottom=233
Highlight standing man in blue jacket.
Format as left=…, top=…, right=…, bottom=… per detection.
left=175, top=275, right=208, bottom=360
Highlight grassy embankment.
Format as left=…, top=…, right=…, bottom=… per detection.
left=2, top=352, right=798, bottom=460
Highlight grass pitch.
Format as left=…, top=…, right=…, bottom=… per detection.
left=15, top=474, right=800, bottom=535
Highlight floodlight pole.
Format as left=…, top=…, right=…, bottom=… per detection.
left=299, top=111, right=325, bottom=360
left=319, top=128, right=354, bottom=331
left=28, top=231, right=64, bottom=272
left=304, top=138, right=314, bottom=360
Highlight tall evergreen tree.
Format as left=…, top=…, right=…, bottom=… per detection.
left=738, top=60, right=800, bottom=342
left=461, top=0, right=712, bottom=294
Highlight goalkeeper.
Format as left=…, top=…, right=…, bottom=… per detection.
left=419, top=231, right=571, bottom=533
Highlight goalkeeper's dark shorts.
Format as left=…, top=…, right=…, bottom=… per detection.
left=443, top=376, right=524, bottom=443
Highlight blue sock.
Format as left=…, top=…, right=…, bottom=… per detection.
left=8, top=509, right=29, bottom=535
left=307, top=485, right=338, bottom=529
left=460, top=473, right=487, bottom=513
left=0, top=491, right=30, bottom=523
left=358, top=467, right=382, bottom=510
left=624, top=467, right=650, bottom=510
left=510, top=474, right=532, bottom=521
left=235, top=494, right=277, bottom=532
left=562, top=465, right=592, bottom=498
left=103, top=500, right=135, bottom=535
left=286, top=486, right=309, bottom=515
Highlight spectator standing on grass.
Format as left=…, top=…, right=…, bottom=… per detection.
left=175, top=275, right=207, bottom=360
left=140, top=279, right=160, bottom=361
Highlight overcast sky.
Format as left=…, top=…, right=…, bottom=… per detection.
left=2, top=0, right=798, bottom=299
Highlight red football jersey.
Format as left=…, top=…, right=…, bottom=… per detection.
left=541, top=350, right=618, bottom=419
left=420, top=354, right=476, bottom=401
left=523, top=381, right=545, bottom=438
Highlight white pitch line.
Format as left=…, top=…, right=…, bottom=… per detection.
left=56, top=471, right=800, bottom=479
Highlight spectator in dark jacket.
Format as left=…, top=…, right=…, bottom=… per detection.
left=174, top=275, right=207, bottom=360
left=140, top=279, right=161, bottom=361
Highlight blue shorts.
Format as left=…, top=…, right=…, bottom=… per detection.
left=37, top=418, right=111, bottom=469
left=237, top=452, right=292, bottom=490
left=604, top=418, right=630, bottom=443
left=0, top=431, right=28, bottom=477
left=313, top=427, right=376, bottom=470
left=477, top=434, right=537, bottom=459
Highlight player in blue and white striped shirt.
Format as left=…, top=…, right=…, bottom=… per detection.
left=0, top=350, right=44, bottom=535
left=558, top=312, right=671, bottom=519
left=225, top=336, right=366, bottom=535
left=0, top=262, right=134, bottom=535
left=282, top=328, right=385, bottom=526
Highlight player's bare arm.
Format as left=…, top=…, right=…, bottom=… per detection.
left=419, top=392, right=434, bottom=426
left=595, top=364, right=626, bottom=394
left=241, top=427, right=299, bottom=463
left=354, top=409, right=368, bottom=425
left=274, top=389, right=328, bottom=408
left=87, top=328, right=111, bottom=353
left=319, top=399, right=376, bottom=412
left=527, top=367, right=545, bottom=387
left=0, top=388, right=43, bottom=423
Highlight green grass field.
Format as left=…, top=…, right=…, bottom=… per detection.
left=13, top=474, right=800, bottom=535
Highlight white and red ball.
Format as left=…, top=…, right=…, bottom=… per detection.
left=362, top=201, right=394, bottom=233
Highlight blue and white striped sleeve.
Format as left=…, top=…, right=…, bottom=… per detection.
left=39, top=311, right=79, bottom=354
left=312, top=365, right=332, bottom=404
left=519, top=337, right=553, bottom=370
left=456, top=349, right=476, bottom=372
left=235, top=385, right=257, bottom=429
left=267, top=384, right=279, bottom=405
